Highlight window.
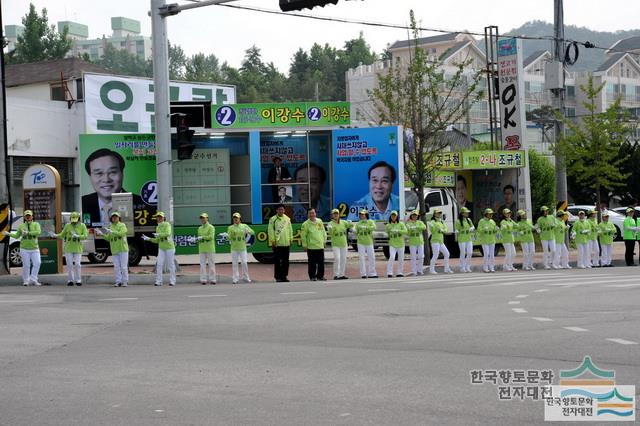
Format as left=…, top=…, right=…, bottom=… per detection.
left=75, top=78, right=84, bottom=101
left=566, top=85, right=575, bottom=98
left=565, top=107, right=576, bottom=117
left=50, top=83, right=65, bottom=101
left=424, top=191, right=443, bottom=209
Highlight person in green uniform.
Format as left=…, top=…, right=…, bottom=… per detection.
left=268, top=204, right=293, bottom=282
left=477, top=208, right=498, bottom=273
left=587, top=210, right=600, bottom=267
left=196, top=212, right=216, bottom=285
left=571, top=210, right=591, bottom=269
left=227, top=212, right=254, bottom=284
left=4, top=210, right=41, bottom=286
left=516, top=210, right=536, bottom=270
left=500, top=208, right=517, bottom=272
left=455, top=207, right=475, bottom=273
left=406, top=210, right=427, bottom=276
left=301, top=208, right=327, bottom=281
left=354, top=209, right=377, bottom=278
left=385, top=211, right=407, bottom=277
left=553, top=210, right=571, bottom=269
left=428, top=209, right=453, bottom=274
left=535, top=206, right=556, bottom=270
left=327, top=208, right=352, bottom=280
left=53, top=211, right=88, bottom=286
left=96, top=212, right=129, bottom=287
left=623, top=207, right=639, bottom=266
left=142, top=211, right=176, bottom=286
left=597, top=212, right=617, bottom=267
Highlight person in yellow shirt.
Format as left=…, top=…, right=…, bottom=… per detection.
left=268, top=204, right=293, bottom=282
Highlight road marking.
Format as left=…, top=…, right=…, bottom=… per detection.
left=534, top=289, right=550, bottom=293
left=154, top=409, right=165, bottom=413
left=508, top=301, right=521, bottom=305
left=515, top=294, right=529, bottom=298
left=0, top=299, right=36, bottom=303
left=187, top=294, right=227, bottom=298
left=563, top=326, right=589, bottom=332
left=98, top=297, right=139, bottom=301
left=280, top=291, right=317, bottom=295
left=606, top=284, right=640, bottom=288
left=531, top=317, right=554, bottom=322
left=367, top=288, right=399, bottom=292
left=512, top=308, right=528, bottom=313
left=605, top=338, right=638, bottom=345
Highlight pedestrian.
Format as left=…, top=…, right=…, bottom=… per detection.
left=96, top=212, right=129, bottom=287
left=227, top=212, right=254, bottom=284
left=406, top=210, right=427, bottom=276
left=4, top=209, right=41, bottom=286
left=587, top=210, right=600, bottom=267
left=535, top=206, right=556, bottom=270
left=553, top=210, right=571, bottom=269
left=598, top=212, right=617, bottom=267
left=516, top=210, right=536, bottom=271
left=500, top=208, right=517, bottom=271
left=477, top=208, right=497, bottom=273
left=572, top=211, right=591, bottom=269
left=623, top=207, right=638, bottom=266
left=428, top=208, right=453, bottom=274
left=354, top=209, right=377, bottom=278
left=53, top=211, right=88, bottom=286
left=301, top=208, right=327, bottom=281
left=268, top=204, right=293, bottom=282
left=196, top=212, right=216, bottom=285
left=385, top=211, right=407, bottom=277
left=454, top=207, right=474, bottom=273
left=327, top=208, right=352, bottom=280
left=142, top=211, right=176, bottom=286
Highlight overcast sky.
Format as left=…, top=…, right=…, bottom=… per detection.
left=4, top=0, right=639, bottom=73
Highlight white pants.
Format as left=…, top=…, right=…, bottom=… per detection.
left=386, top=246, right=405, bottom=276
left=231, top=250, right=250, bottom=282
left=521, top=242, right=535, bottom=269
left=409, top=245, right=424, bottom=275
left=554, top=243, right=570, bottom=268
left=600, top=243, right=612, bottom=266
left=156, top=248, right=176, bottom=285
left=503, top=243, right=516, bottom=270
left=332, top=246, right=347, bottom=278
left=482, top=244, right=495, bottom=271
left=458, top=241, right=473, bottom=272
left=199, top=252, right=217, bottom=283
left=541, top=239, right=556, bottom=268
left=589, top=240, right=600, bottom=266
left=430, top=242, right=450, bottom=272
left=577, top=243, right=589, bottom=268
left=65, top=252, right=82, bottom=283
left=112, top=251, right=129, bottom=285
left=358, top=244, right=376, bottom=277
left=20, top=248, right=41, bottom=284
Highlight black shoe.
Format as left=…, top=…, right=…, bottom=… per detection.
left=340, top=276, right=349, bottom=280
left=333, top=276, right=339, bottom=280
left=361, top=276, right=367, bottom=279
left=76, top=282, right=82, bottom=286
left=318, top=277, right=326, bottom=281
left=387, top=274, right=393, bottom=278
left=67, top=282, right=73, bottom=286
left=396, top=274, right=404, bottom=277
left=282, top=278, right=290, bottom=282
left=370, top=275, right=379, bottom=279
left=311, top=278, right=317, bottom=281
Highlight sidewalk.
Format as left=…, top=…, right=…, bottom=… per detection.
left=0, top=242, right=631, bottom=286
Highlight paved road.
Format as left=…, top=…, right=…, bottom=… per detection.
left=0, top=267, right=638, bottom=425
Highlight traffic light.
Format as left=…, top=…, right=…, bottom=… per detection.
left=175, top=115, right=195, bottom=160
left=279, top=0, right=338, bottom=12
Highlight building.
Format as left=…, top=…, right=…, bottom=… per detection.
left=4, top=25, right=24, bottom=52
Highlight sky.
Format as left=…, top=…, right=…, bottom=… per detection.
left=4, top=0, right=639, bottom=73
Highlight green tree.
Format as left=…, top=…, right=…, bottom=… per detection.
left=97, top=43, right=152, bottom=77
left=528, top=150, right=556, bottom=216
left=557, top=76, right=632, bottom=213
left=185, top=53, right=222, bottom=83
left=169, top=42, right=186, bottom=80
left=8, top=3, right=71, bottom=63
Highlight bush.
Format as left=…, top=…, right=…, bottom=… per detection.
left=529, top=150, right=556, bottom=219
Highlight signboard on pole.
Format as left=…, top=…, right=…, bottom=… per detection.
left=497, top=38, right=527, bottom=150
left=84, top=73, right=236, bottom=134
left=211, top=102, right=350, bottom=129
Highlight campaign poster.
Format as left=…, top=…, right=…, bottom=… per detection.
left=260, top=133, right=331, bottom=223
left=332, top=126, right=404, bottom=221
left=79, top=133, right=157, bottom=228
left=455, top=170, right=475, bottom=222
left=472, top=168, right=519, bottom=224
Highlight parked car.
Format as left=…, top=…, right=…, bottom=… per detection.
left=565, top=205, right=624, bottom=240
left=611, top=206, right=640, bottom=216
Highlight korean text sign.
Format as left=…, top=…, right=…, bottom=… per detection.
left=212, top=102, right=350, bottom=129
left=497, top=38, right=527, bottom=150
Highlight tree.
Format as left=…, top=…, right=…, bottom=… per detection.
left=97, top=43, right=152, bottom=77
left=8, top=3, right=72, bottom=63
left=184, top=53, right=222, bottom=83
left=528, top=150, right=556, bottom=217
left=557, top=76, right=632, bottom=213
left=169, top=42, right=186, bottom=80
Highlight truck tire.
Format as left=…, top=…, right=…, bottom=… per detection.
left=128, top=242, right=143, bottom=266
left=253, top=252, right=276, bottom=264
left=9, top=242, right=22, bottom=267
left=87, top=252, right=108, bottom=264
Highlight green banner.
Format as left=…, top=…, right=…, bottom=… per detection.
left=211, top=102, right=350, bottom=129
left=425, top=170, right=455, bottom=187
left=39, top=239, right=60, bottom=275
left=462, top=150, right=526, bottom=169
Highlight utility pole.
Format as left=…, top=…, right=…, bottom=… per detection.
left=0, top=7, right=12, bottom=275
left=553, top=0, right=568, bottom=204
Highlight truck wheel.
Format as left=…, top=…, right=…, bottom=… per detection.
left=382, top=246, right=390, bottom=260
left=128, top=242, right=142, bottom=266
left=9, top=242, right=22, bottom=267
left=253, top=252, right=276, bottom=264
left=87, top=252, right=108, bottom=264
